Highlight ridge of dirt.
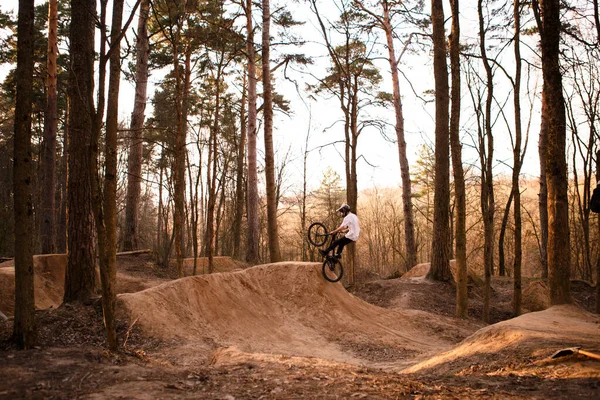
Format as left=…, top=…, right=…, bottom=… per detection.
left=0, top=253, right=245, bottom=317
left=118, top=262, right=481, bottom=370
left=403, top=305, right=600, bottom=377
left=351, top=276, right=514, bottom=324
left=0, top=254, right=67, bottom=316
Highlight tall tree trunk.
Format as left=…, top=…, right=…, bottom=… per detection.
left=89, top=0, right=108, bottom=338
left=173, top=23, right=186, bottom=278
left=13, top=0, right=36, bottom=349
left=596, top=150, right=600, bottom=314
left=181, top=50, right=192, bottom=259
left=262, top=0, right=281, bottom=263
left=245, top=0, right=259, bottom=264
left=233, top=75, right=247, bottom=260
left=512, top=0, right=523, bottom=316
left=449, top=0, right=467, bottom=317
left=57, top=102, right=68, bottom=254
left=301, top=113, right=311, bottom=261
left=157, top=156, right=164, bottom=258
left=40, top=0, right=58, bottom=254
left=65, top=0, right=97, bottom=303
left=381, top=0, right=417, bottom=271
left=215, top=156, right=230, bottom=256
left=93, top=0, right=124, bottom=351
left=205, top=58, right=224, bottom=274
left=427, top=0, right=452, bottom=282
left=188, top=150, right=196, bottom=274
left=192, top=140, right=202, bottom=275
left=536, top=0, right=571, bottom=305
left=478, top=0, right=495, bottom=323
left=498, top=191, right=514, bottom=277
left=538, top=89, right=549, bottom=279
left=123, top=0, right=150, bottom=251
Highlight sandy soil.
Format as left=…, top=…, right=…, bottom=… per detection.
left=1, top=256, right=599, bottom=399
left=0, top=253, right=243, bottom=316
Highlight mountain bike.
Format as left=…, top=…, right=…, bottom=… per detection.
left=307, top=222, right=344, bottom=283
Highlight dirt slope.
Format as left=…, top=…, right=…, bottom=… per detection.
left=0, top=253, right=169, bottom=316
left=2, top=259, right=599, bottom=398
left=402, top=260, right=484, bottom=286
left=403, top=304, right=600, bottom=377
left=118, top=262, right=480, bottom=369
left=0, top=254, right=67, bottom=315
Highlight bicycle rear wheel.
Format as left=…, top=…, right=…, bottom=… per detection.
left=322, top=257, right=344, bottom=282
left=308, top=222, right=328, bottom=247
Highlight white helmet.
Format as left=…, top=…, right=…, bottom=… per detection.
left=336, top=204, right=351, bottom=213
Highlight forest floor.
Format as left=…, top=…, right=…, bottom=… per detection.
left=0, top=254, right=599, bottom=399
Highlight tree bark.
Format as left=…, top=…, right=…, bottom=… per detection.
left=262, top=0, right=282, bottom=262
left=448, top=0, right=467, bottom=318
left=538, top=89, right=549, bottom=279
left=512, top=0, right=523, bottom=316
left=596, top=150, right=600, bottom=314
left=65, top=0, right=97, bottom=303
left=173, top=17, right=186, bottom=278
left=301, top=115, right=311, bottom=261
left=56, top=101, right=68, bottom=253
left=191, top=139, right=202, bottom=275
left=478, top=0, right=496, bottom=323
left=233, top=74, right=247, bottom=260
left=245, top=0, right=259, bottom=264
left=40, top=0, right=58, bottom=254
left=205, top=54, right=224, bottom=274
left=97, top=0, right=124, bottom=351
left=157, top=156, right=164, bottom=259
left=123, top=0, right=150, bottom=251
left=380, top=0, right=417, bottom=272
left=13, top=0, right=36, bottom=349
left=427, top=0, right=452, bottom=282
left=537, top=0, right=571, bottom=305
left=498, top=191, right=514, bottom=277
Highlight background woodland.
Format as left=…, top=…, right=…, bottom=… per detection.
left=5, top=0, right=600, bottom=348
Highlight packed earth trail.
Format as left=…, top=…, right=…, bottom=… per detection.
left=1, top=254, right=599, bottom=398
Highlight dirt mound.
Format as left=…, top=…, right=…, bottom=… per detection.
left=118, top=262, right=476, bottom=369
left=0, top=253, right=170, bottom=316
left=403, top=305, right=600, bottom=377
left=401, top=262, right=431, bottom=279
left=402, top=260, right=483, bottom=286
left=0, top=254, right=67, bottom=316
left=522, top=280, right=551, bottom=312
left=352, top=276, right=516, bottom=324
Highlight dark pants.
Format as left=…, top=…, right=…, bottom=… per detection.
left=324, top=237, right=353, bottom=256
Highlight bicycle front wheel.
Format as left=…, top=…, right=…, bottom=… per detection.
left=308, top=222, right=328, bottom=247
left=322, top=257, right=344, bottom=282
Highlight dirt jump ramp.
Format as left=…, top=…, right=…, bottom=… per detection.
left=119, top=262, right=472, bottom=369
left=0, top=253, right=164, bottom=316
left=403, top=304, right=600, bottom=376
left=402, top=260, right=484, bottom=287
left=0, top=254, right=67, bottom=316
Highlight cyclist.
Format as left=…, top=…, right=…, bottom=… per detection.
left=319, top=203, right=360, bottom=259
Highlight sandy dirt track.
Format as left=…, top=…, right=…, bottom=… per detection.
left=2, top=257, right=599, bottom=398
left=0, top=254, right=243, bottom=317
left=119, top=262, right=481, bottom=370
